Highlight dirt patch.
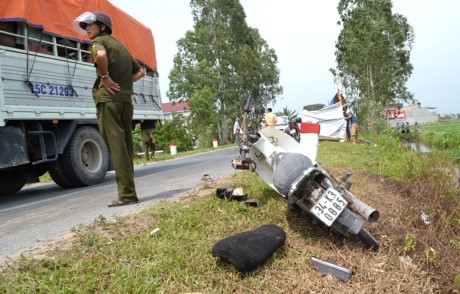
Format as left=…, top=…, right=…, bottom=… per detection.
left=0, top=232, right=76, bottom=268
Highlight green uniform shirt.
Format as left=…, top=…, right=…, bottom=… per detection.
left=91, top=34, right=142, bottom=103
left=141, top=128, right=154, bottom=142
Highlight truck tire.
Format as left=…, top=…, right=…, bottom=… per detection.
left=357, top=228, right=379, bottom=251
left=60, top=126, right=109, bottom=187
left=0, top=166, right=29, bottom=195
left=47, top=160, right=74, bottom=188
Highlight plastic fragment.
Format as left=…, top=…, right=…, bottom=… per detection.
left=311, top=257, right=353, bottom=282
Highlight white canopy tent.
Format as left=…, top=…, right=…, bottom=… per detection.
left=299, top=102, right=346, bottom=141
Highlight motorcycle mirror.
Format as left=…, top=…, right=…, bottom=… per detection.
left=294, top=117, right=301, bottom=123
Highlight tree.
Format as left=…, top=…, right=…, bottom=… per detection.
left=334, top=0, right=415, bottom=131
left=167, top=0, right=282, bottom=143
left=278, top=106, right=299, bottom=121
left=187, top=85, right=219, bottom=147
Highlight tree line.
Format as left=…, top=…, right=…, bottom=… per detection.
left=160, top=0, right=414, bottom=148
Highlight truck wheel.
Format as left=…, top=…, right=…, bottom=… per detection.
left=357, top=228, right=379, bottom=251
left=0, top=166, right=29, bottom=195
left=47, top=159, right=74, bottom=188
left=60, top=126, right=109, bottom=187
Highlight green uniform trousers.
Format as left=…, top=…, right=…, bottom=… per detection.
left=141, top=128, right=155, bottom=160
left=96, top=101, right=138, bottom=202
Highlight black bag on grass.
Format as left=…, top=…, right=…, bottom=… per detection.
left=211, top=224, right=286, bottom=273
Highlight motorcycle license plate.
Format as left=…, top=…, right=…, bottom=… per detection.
left=310, top=188, right=347, bottom=226
left=290, top=129, right=296, bottom=134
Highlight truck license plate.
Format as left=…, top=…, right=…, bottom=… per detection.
left=310, top=188, right=347, bottom=226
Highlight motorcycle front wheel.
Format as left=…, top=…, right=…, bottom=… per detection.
left=295, top=130, right=301, bottom=142
left=357, top=228, right=379, bottom=250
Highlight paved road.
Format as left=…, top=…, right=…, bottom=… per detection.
left=0, top=147, right=239, bottom=264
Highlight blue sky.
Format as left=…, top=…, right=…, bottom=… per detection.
left=110, top=0, right=460, bottom=115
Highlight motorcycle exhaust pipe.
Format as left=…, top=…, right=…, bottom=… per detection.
left=342, top=191, right=380, bottom=223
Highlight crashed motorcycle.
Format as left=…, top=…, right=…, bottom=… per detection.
left=232, top=103, right=379, bottom=250
left=276, top=116, right=301, bottom=142
left=287, top=117, right=301, bottom=142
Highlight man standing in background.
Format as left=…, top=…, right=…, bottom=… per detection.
left=344, top=106, right=359, bottom=144
left=141, top=126, right=155, bottom=161
left=343, top=104, right=351, bottom=142
left=264, top=108, right=277, bottom=129
left=233, top=119, right=240, bottom=144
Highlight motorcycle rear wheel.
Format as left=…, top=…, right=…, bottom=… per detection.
left=357, top=228, right=379, bottom=250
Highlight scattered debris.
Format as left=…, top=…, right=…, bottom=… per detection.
left=216, top=187, right=248, bottom=201
left=201, top=174, right=215, bottom=184
left=420, top=211, right=430, bottom=225
left=215, top=187, right=263, bottom=207
left=231, top=158, right=251, bottom=170
left=362, top=139, right=378, bottom=147
left=398, top=255, right=412, bottom=266
left=241, top=199, right=263, bottom=207
left=311, top=257, right=354, bottom=282
left=150, top=228, right=160, bottom=236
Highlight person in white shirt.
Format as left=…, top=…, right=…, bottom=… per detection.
left=233, top=120, right=240, bottom=144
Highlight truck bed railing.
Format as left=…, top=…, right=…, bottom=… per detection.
left=0, top=22, right=93, bottom=63
left=1, top=21, right=163, bottom=127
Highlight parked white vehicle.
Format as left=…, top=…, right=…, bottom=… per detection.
left=275, top=115, right=289, bottom=132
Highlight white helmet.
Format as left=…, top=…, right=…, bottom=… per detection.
left=72, top=11, right=113, bottom=35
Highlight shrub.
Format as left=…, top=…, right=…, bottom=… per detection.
left=154, top=115, right=193, bottom=152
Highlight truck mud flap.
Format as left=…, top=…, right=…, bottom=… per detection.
left=0, top=126, right=29, bottom=169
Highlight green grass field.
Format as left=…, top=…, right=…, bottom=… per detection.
left=419, top=119, right=460, bottom=133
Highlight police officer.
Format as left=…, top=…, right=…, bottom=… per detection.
left=141, top=127, right=156, bottom=161
left=264, top=108, right=277, bottom=129
left=72, top=12, right=145, bottom=207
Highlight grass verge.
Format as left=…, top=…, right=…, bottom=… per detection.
left=3, top=134, right=460, bottom=293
